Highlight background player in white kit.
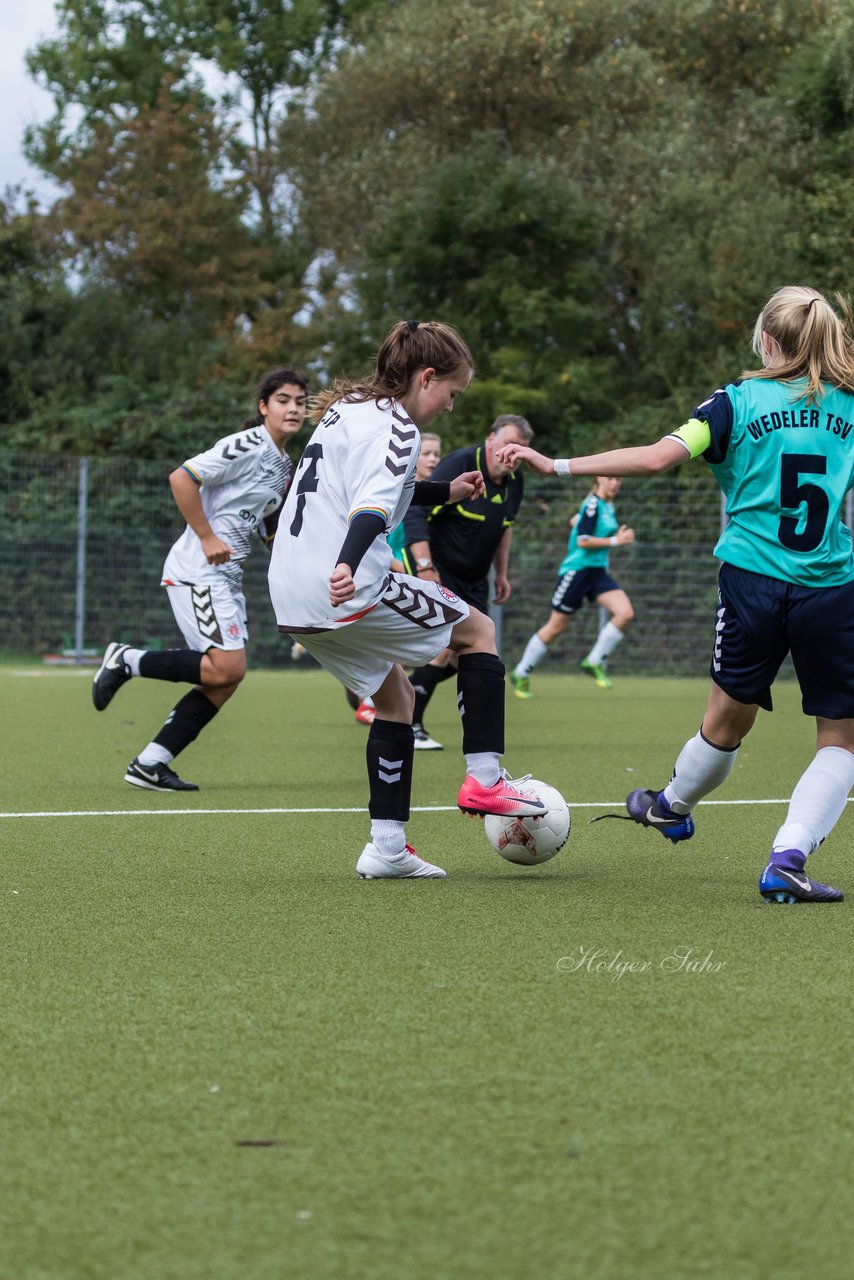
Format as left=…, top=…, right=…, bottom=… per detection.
left=92, top=367, right=307, bottom=790
left=268, top=320, right=546, bottom=880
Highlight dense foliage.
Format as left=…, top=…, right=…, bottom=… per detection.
left=2, top=0, right=853, bottom=460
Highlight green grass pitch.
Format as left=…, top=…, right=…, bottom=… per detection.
left=1, top=663, right=852, bottom=1280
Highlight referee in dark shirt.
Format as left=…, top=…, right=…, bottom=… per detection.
left=402, top=414, right=534, bottom=749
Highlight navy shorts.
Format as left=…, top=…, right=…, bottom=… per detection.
left=551, top=567, right=621, bottom=615
left=712, top=561, right=854, bottom=717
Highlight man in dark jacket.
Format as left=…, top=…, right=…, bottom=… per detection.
left=402, top=413, right=534, bottom=749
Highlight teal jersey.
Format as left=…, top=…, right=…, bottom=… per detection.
left=558, top=492, right=618, bottom=573
left=694, top=379, right=854, bottom=587
left=387, top=520, right=406, bottom=561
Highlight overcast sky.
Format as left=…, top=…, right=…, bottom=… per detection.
left=0, top=0, right=62, bottom=200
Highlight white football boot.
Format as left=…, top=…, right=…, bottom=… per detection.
left=412, top=724, right=443, bottom=751
left=356, top=842, right=447, bottom=879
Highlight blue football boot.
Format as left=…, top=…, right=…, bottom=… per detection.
left=624, top=789, right=695, bottom=844
left=759, top=857, right=843, bottom=904
left=590, top=788, right=695, bottom=843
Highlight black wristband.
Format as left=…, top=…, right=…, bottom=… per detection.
left=412, top=480, right=452, bottom=505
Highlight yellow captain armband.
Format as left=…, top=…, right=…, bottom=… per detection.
left=668, top=418, right=711, bottom=460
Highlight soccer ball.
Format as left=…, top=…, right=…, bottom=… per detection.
left=484, top=780, right=571, bottom=866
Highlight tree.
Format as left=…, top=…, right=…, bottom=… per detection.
left=20, top=1, right=386, bottom=409
left=776, top=7, right=854, bottom=292
left=51, top=77, right=262, bottom=324
left=286, top=0, right=839, bottom=431
left=181, top=1, right=384, bottom=241
left=321, top=134, right=611, bottom=448
left=24, top=0, right=205, bottom=176
left=0, top=192, right=77, bottom=428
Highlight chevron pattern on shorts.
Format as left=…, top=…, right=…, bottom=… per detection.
left=381, top=578, right=465, bottom=629
left=191, top=586, right=224, bottom=644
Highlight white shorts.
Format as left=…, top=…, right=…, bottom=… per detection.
left=294, top=574, right=470, bottom=697
left=164, top=580, right=247, bottom=651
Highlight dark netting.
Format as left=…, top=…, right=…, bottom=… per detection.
left=2, top=453, right=840, bottom=677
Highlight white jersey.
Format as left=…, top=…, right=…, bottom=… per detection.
left=162, top=425, right=293, bottom=593
left=268, top=397, right=420, bottom=630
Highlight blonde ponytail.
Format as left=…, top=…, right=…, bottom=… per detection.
left=742, top=285, right=854, bottom=402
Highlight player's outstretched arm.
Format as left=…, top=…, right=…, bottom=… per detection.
left=497, top=438, right=689, bottom=478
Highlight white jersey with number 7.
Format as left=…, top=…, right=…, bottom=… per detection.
left=268, top=397, right=421, bottom=631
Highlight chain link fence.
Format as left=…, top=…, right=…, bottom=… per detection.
left=0, top=451, right=816, bottom=678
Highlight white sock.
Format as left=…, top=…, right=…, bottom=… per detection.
left=123, top=647, right=145, bottom=676
left=663, top=730, right=739, bottom=814
left=585, top=621, right=624, bottom=666
left=772, top=746, right=854, bottom=857
left=136, top=743, right=174, bottom=767
left=370, top=818, right=406, bottom=855
left=465, top=751, right=501, bottom=787
left=514, top=634, right=549, bottom=678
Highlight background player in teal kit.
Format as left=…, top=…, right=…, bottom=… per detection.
left=498, top=284, right=854, bottom=905
left=510, top=476, right=635, bottom=696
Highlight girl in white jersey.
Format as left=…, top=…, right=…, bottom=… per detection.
left=499, top=286, right=854, bottom=905
left=346, top=431, right=443, bottom=727
left=91, top=368, right=307, bottom=790
left=268, top=320, right=546, bottom=880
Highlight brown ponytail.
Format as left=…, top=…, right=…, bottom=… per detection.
left=311, top=321, right=474, bottom=422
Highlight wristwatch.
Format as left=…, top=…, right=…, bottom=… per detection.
left=415, top=557, right=434, bottom=572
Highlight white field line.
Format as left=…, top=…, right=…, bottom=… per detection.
left=0, top=799, right=813, bottom=820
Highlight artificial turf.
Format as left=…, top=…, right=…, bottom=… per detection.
left=1, top=665, right=851, bottom=1279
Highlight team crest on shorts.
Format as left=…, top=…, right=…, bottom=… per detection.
left=227, top=622, right=241, bottom=640
left=438, top=585, right=460, bottom=603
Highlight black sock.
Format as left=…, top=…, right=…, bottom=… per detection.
left=367, top=719, right=414, bottom=822
left=457, top=653, right=505, bottom=754
left=409, top=662, right=456, bottom=725
left=153, top=689, right=219, bottom=757
left=139, top=649, right=204, bottom=684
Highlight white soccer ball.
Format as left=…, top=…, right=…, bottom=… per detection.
left=484, top=779, right=571, bottom=866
